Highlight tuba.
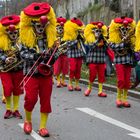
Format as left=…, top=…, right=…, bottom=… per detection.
left=0, top=43, right=23, bottom=72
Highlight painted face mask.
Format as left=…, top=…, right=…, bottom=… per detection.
left=119, top=26, right=130, bottom=40
left=56, top=25, right=64, bottom=35
left=92, top=27, right=102, bottom=38
left=6, top=25, right=19, bottom=41
left=32, top=16, right=49, bottom=36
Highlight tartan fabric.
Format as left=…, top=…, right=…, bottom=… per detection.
left=86, top=44, right=106, bottom=64
left=110, top=42, right=134, bottom=65
left=66, top=40, right=84, bottom=58
left=20, top=38, right=53, bottom=76
left=20, top=44, right=40, bottom=76
left=0, top=49, right=23, bottom=72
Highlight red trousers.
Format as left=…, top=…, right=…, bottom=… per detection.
left=69, top=57, right=82, bottom=80
left=54, top=55, right=69, bottom=75
left=24, top=76, right=52, bottom=113
left=115, top=64, right=131, bottom=89
left=0, top=71, right=23, bottom=97
left=88, top=63, right=106, bottom=83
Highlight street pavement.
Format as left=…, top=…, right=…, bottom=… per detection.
left=0, top=81, right=140, bottom=140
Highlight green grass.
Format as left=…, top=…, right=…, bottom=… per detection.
left=81, top=64, right=89, bottom=79
left=106, top=76, right=117, bottom=85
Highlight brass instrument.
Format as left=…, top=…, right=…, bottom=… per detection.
left=115, top=29, right=135, bottom=56
left=55, top=41, right=68, bottom=57
left=0, top=44, right=23, bottom=72
left=77, top=30, right=86, bottom=54
left=122, top=31, right=134, bottom=44
left=38, top=39, right=68, bottom=76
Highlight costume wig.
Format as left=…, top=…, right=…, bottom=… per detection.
left=20, top=3, right=56, bottom=49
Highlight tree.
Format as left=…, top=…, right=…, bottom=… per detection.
left=109, top=0, right=121, bottom=13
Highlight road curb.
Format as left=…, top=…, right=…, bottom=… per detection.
left=79, top=78, right=140, bottom=99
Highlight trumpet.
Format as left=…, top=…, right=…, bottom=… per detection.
left=54, top=41, right=68, bottom=58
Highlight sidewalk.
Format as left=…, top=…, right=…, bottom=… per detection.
left=79, top=78, right=140, bottom=99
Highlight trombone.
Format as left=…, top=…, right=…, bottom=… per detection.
left=20, top=39, right=68, bottom=87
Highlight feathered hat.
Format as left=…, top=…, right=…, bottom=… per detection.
left=109, top=17, right=135, bottom=45
left=135, top=21, right=140, bottom=52
left=84, top=21, right=107, bottom=44
left=0, top=15, right=20, bottom=51
left=63, top=17, right=84, bottom=41
left=20, top=2, right=57, bottom=48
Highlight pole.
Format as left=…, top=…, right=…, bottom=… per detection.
left=133, top=0, right=137, bottom=22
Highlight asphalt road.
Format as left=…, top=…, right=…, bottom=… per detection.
left=0, top=81, right=140, bottom=140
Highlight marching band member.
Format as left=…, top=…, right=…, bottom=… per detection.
left=0, top=15, right=23, bottom=119
left=133, top=21, right=140, bottom=88
left=63, top=17, right=84, bottom=91
left=54, top=16, right=69, bottom=87
left=20, top=2, right=57, bottom=137
left=109, top=17, right=135, bottom=108
left=84, top=22, right=108, bottom=97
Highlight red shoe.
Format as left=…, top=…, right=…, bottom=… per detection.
left=4, top=110, right=13, bottom=119
left=68, top=85, right=73, bottom=91
left=38, top=128, right=50, bottom=137
left=24, top=121, right=32, bottom=134
left=84, top=89, right=91, bottom=96
left=61, top=83, right=67, bottom=87
left=74, top=86, right=81, bottom=91
left=122, top=101, right=131, bottom=108
left=116, top=100, right=123, bottom=108
left=56, top=83, right=62, bottom=88
left=13, top=110, right=22, bottom=119
left=98, top=92, right=107, bottom=97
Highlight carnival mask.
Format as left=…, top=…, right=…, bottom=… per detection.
left=119, top=26, right=130, bottom=39
left=92, top=28, right=102, bottom=38
left=6, top=25, right=19, bottom=40
left=32, top=16, right=49, bottom=36
left=56, top=25, right=63, bottom=35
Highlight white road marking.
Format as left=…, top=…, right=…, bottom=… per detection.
left=18, top=123, right=45, bottom=140
left=76, top=107, right=140, bottom=139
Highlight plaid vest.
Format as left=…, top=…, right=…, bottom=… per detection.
left=66, top=40, right=83, bottom=58
left=110, top=42, right=133, bottom=65
left=20, top=38, right=51, bottom=76
left=86, top=43, right=107, bottom=64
